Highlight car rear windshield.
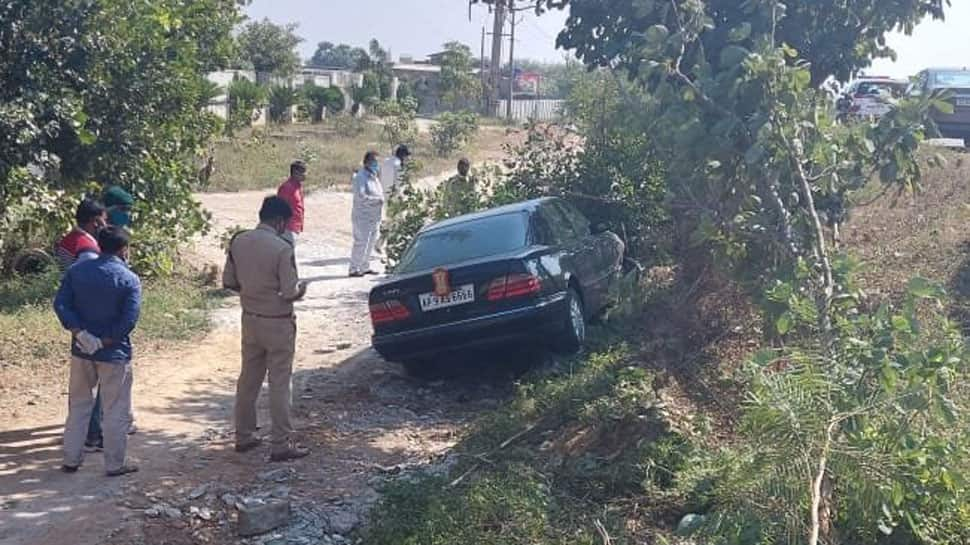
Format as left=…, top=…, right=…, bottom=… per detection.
left=856, top=81, right=906, bottom=97
left=933, top=71, right=970, bottom=88
left=396, top=212, right=530, bottom=273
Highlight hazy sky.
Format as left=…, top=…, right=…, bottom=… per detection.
left=246, top=1, right=969, bottom=76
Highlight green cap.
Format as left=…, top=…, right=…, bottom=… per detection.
left=103, top=185, right=134, bottom=207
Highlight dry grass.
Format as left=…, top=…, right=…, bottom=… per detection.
left=204, top=120, right=514, bottom=193
left=844, top=148, right=970, bottom=326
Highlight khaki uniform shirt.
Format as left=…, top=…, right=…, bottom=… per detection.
left=223, top=224, right=301, bottom=316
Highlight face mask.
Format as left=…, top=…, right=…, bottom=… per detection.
left=367, top=161, right=379, bottom=173
left=108, top=209, right=131, bottom=227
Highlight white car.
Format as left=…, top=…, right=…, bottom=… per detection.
left=836, top=77, right=908, bottom=121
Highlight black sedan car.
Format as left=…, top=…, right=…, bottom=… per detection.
left=369, top=197, right=625, bottom=372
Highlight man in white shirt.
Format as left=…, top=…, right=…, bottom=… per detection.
left=380, top=145, right=411, bottom=195
left=376, top=145, right=411, bottom=255
left=350, top=150, right=385, bottom=277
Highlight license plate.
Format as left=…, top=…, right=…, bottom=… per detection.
left=419, top=284, right=475, bottom=311
left=957, top=98, right=970, bottom=107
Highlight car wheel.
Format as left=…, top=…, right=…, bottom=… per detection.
left=556, top=288, right=586, bottom=354
left=964, top=137, right=970, bottom=149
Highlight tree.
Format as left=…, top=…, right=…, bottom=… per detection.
left=489, top=0, right=948, bottom=85
left=301, top=84, right=345, bottom=122
left=310, top=41, right=369, bottom=70
left=268, top=85, right=299, bottom=124
left=235, top=18, right=303, bottom=78
left=437, top=41, right=479, bottom=111
left=0, top=0, right=240, bottom=274
left=546, top=0, right=966, bottom=543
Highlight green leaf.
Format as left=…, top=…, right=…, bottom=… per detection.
left=776, top=313, right=793, bottom=335
left=728, top=23, right=752, bottom=43
left=719, top=45, right=750, bottom=67
left=643, top=24, right=669, bottom=47
left=891, top=315, right=911, bottom=332
left=907, top=277, right=943, bottom=299
left=931, top=99, right=954, bottom=115
left=77, top=128, right=97, bottom=146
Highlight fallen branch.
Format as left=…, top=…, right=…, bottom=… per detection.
left=594, top=519, right=613, bottom=545
left=448, top=423, right=538, bottom=488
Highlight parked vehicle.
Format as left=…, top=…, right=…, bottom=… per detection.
left=909, top=68, right=970, bottom=147
left=369, top=197, right=625, bottom=373
left=836, top=77, right=908, bottom=121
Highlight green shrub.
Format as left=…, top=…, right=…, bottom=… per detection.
left=227, top=77, right=267, bottom=135
left=267, top=85, right=299, bottom=124
left=375, top=98, right=419, bottom=149
left=430, top=111, right=479, bottom=157
left=301, top=83, right=345, bottom=122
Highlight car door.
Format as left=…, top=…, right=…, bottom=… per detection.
left=536, top=202, right=593, bottom=302
left=547, top=200, right=606, bottom=312
left=555, top=200, right=623, bottom=312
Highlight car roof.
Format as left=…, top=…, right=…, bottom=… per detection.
left=851, top=77, right=906, bottom=84
left=420, top=197, right=557, bottom=234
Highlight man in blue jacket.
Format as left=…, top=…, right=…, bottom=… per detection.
left=54, top=226, right=141, bottom=477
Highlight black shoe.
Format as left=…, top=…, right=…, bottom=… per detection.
left=84, top=440, right=104, bottom=453
left=348, top=271, right=364, bottom=278
left=363, top=270, right=379, bottom=276
left=106, top=464, right=139, bottom=477
left=234, top=438, right=263, bottom=453
left=269, top=446, right=310, bottom=462
left=61, top=464, right=80, bottom=474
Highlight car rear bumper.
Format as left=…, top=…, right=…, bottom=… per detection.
left=372, top=292, right=568, bottom=362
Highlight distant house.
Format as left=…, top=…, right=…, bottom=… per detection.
left=391, top=56, right=481, bottom=115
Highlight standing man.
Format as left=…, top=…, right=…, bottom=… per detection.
left=438, top=158, right=479, bottom=219
left=223, top=196, right=309, bottom=462
left=349, top=151, right=384, bottom=278
left=103, top=185, right=135, bottom=228
left=54, top=198, right=106, bottom=270
left=277, top=160, right=307, bottom=245
left=54, top=226, right=141, bottom=477
left=380, top=145, right=410, bottom=196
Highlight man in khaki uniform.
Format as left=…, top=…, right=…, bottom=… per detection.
left=223, top=196, right=309, bottom=462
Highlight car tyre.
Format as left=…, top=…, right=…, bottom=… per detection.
left=964, top=137, right=970, bottom=150
left=556, top=288, right=586, bottom=354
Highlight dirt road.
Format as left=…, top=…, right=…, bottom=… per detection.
left=0, top=184, right=513, bottom=545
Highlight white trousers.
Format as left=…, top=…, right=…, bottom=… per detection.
left=350, top=205, right=382, bottom=274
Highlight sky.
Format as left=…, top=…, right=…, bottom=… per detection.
left=246, top=0, right=970, bottom=77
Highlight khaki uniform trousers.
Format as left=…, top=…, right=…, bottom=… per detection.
left=63, top=356, right=133, bottom=472
left=235, top=313, right=296, bottom=451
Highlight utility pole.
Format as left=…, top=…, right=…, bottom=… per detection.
left=507, top=8, right=516, bottom=122
left=480, top=26, right=487, bottom=112
left=488, top=0, right=506, bottom=116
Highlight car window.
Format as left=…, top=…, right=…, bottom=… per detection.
left=855, top=82, right=905, bottom=98
left=555, top=201, right=591, bottom=238
left=396, top=212, right=530, bottom=273
left=538, top=203, right=576, bottom=244
left=933, top=71, right=970, bottom=88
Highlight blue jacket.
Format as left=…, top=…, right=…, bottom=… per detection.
left=53, top=255, right=142, bottom=363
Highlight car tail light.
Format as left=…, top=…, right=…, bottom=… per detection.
left=370, top=300, right=410, bottom=325
left=486, top=274, right=541, bottom=301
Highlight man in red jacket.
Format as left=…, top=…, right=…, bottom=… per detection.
left=55, top=198, right=107, bottom=270
left=276, top=160, right=307, bottom=245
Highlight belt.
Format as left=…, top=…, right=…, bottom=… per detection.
left=243, top=311, right=295, bottom=320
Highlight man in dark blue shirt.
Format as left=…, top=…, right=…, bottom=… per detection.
left=54, top=226, right=141, bottom=477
